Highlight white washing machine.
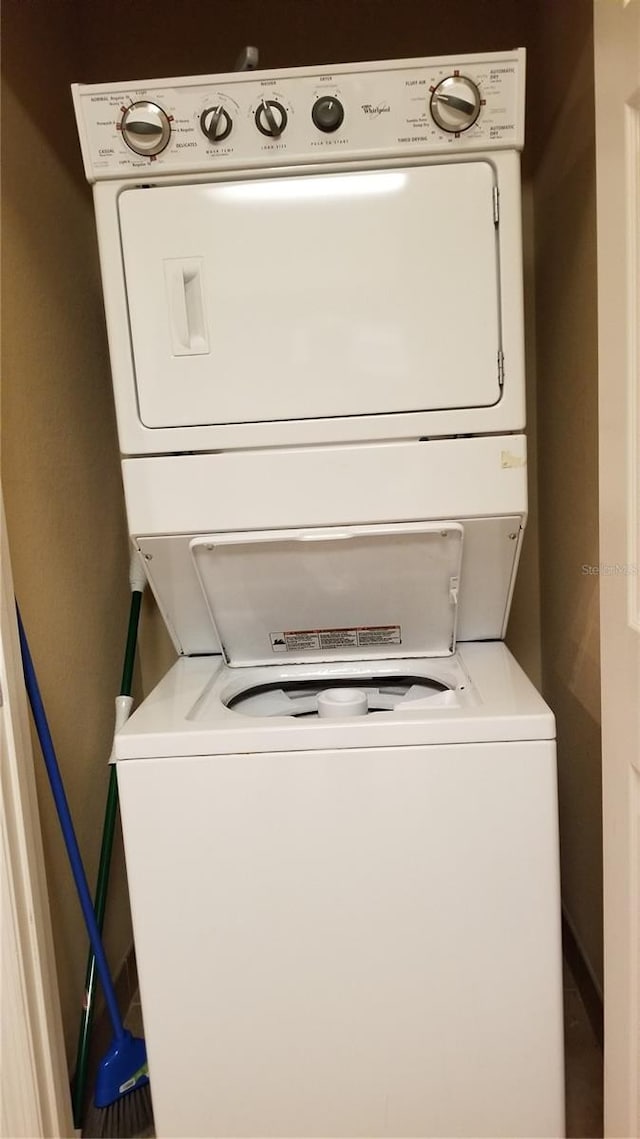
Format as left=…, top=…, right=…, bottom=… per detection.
left=116, top=644, right=563, bottom=1139
left=73, top=50, right=565, bottom=1138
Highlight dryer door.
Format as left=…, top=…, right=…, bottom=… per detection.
left=118, top=162, right=501, bottom=429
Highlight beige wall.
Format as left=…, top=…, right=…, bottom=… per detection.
left=530, top=2, right=602, bottom=987
left=2, top=1, right=139, bottom=1062
left=506, top=180, right=543, bottom=687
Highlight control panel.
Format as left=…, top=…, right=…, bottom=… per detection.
left=73, top=51, right=525, bottom=181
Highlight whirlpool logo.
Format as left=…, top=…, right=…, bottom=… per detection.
left=361, top=103, right=391, bottom=117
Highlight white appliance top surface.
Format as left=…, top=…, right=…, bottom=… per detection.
left=114, top=642, right=555, bottom=760
left=72, top=50, right=525, bottom=181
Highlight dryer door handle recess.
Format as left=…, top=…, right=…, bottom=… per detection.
left=164, top=258, right=209, bottom=356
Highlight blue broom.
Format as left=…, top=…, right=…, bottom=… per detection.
left=17, top=606, right=153, bottom=1138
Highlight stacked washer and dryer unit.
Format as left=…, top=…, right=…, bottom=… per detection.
left=73, top=50, right=565, bottom=1139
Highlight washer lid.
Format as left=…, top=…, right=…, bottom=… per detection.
left=190, top=521, right=463, bottom=667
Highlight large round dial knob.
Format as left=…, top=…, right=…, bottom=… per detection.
left=120, top=101, right=171, bottom=156
left=200, top=105, right=232, bottom=142
left=255, top=99, right=288, bottom=138
left=430, top=76, right=481, bottom=133
left=312, top=95, right=344, bottom=133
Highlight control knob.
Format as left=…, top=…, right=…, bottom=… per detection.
left=120, top=101, right=171, bottom=156
left=200, top=105, right=233, bottom=142
left=255, top=99, right=288, bottom=138
left=430, top=76, right=481, bottom=133
left=312, top=95, right=344, bottom=133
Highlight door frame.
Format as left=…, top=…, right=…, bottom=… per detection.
left=594, top=1, right=640, bottom=1135
left=1, top=489, right=73, bottom=1138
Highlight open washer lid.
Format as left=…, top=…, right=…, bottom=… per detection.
left=190, top=521, right=463, bottom=667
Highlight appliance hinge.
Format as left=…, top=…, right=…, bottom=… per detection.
left=498, top=350, right=505, bottom=387
left=492, top=186, right=500, bottom=225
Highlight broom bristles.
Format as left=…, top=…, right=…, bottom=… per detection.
left=82, top=1082, right=154, bottom=1138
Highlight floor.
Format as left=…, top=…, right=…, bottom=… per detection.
left=124, top=954, right=603, bottom=1139
left=563, top=959, right=604, bottom=1138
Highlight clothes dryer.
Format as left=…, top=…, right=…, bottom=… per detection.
left=72, top=50, right=526, bottom=457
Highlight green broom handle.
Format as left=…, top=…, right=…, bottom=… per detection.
left=120, top=589, right=143, bottom=697
left=71, top=587, right=143, bottom=1127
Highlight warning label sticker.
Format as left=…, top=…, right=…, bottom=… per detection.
left=270, top=626, right=402, bottom=653
left=356, top=626, right=403, bottom=647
